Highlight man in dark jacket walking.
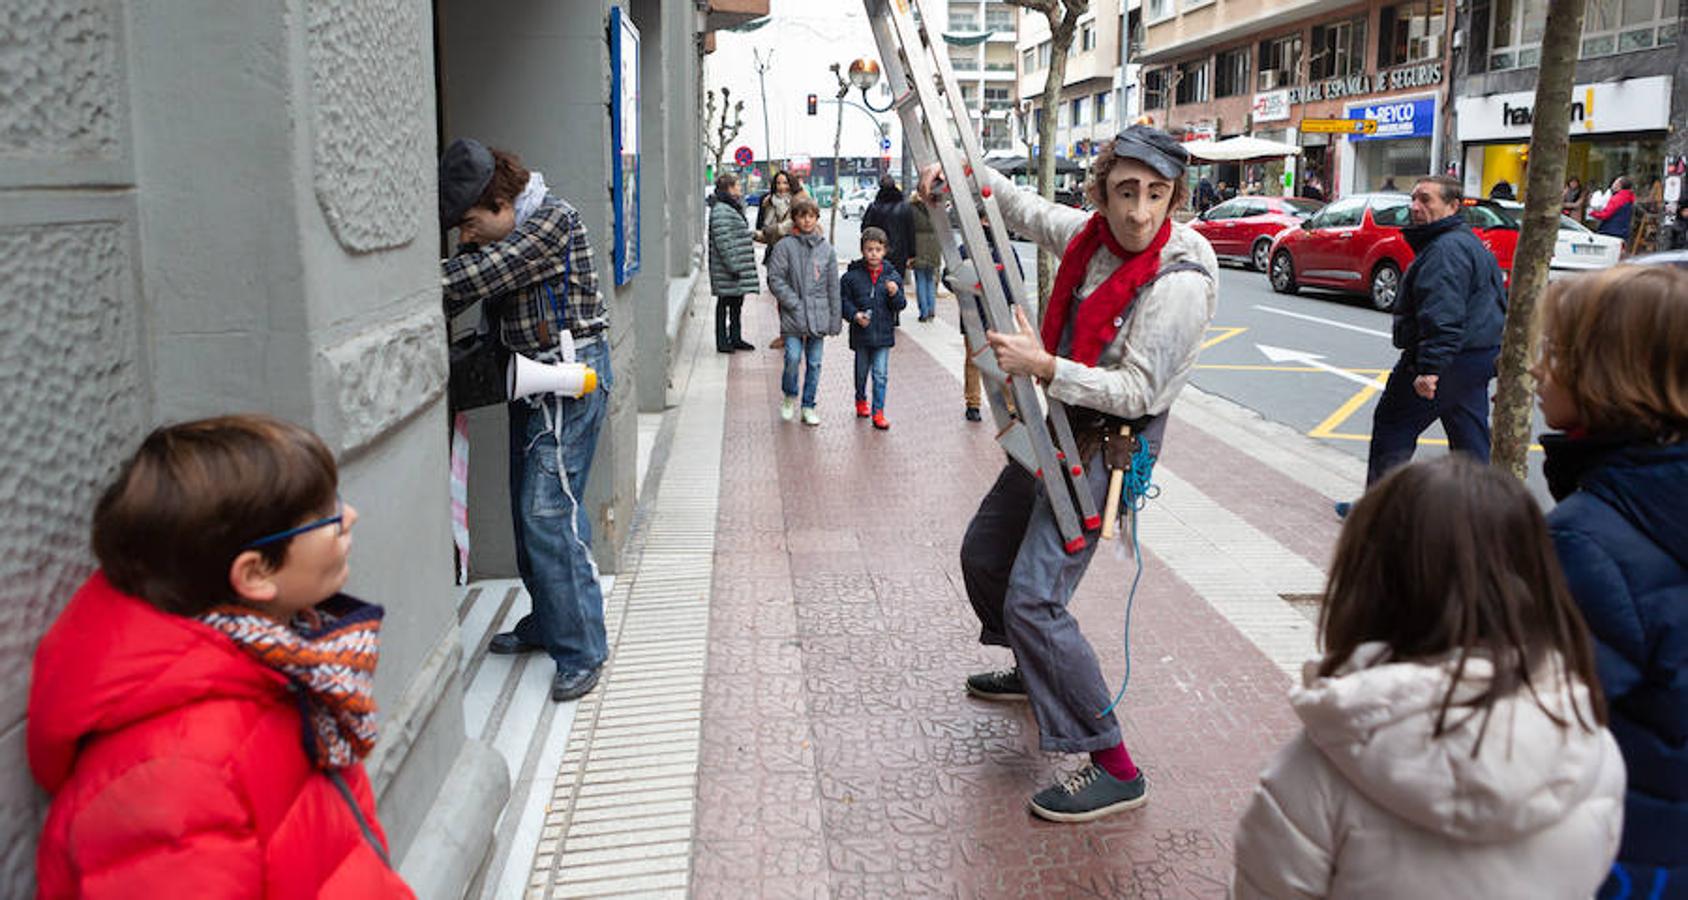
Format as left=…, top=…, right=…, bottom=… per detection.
left=1362, top=175, right=1507, bottom=489
left=861, top=176, right=916, bottom=278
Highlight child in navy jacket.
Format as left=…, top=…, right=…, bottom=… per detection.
left=840, top=226, right=906, bottom=430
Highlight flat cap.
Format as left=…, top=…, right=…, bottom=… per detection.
left=1109, top=125, right=1189, bottom=180
left=439, top=138, right=494, bottom=229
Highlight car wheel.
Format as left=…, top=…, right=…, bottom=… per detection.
left=1269, top=251, right=1298, bottom=294
left=1251, top=238, right=1272, bottom=272
left=1369, top=261, right=1400, bottom=311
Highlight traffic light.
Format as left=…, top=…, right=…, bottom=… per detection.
left=806, top=93, right=818, bottom=116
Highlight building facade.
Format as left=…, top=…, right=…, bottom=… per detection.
left=1451, top=0, right=1685, bottom=210
left=0, top=0, right=734, bottom=895
left=1017, top=0, right=1130, bottom=161
left=944, top=1, right=1023, bottom=153
left=1140, top=0, right=1455, bottom=199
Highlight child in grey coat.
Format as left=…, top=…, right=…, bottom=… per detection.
left=765, top=197, right=841, bottom=425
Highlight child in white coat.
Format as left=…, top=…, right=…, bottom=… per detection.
left=1234, top=456, right=1626, bottom=899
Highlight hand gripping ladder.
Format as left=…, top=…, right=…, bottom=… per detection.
left=863, top=0, right=1100, bottom=554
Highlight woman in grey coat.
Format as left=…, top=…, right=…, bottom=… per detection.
left=707, top=173, right=759, bottom=352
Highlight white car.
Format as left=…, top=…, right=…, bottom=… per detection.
left=838, top=188, right=875, bottom=219
left=1494, top=200, right=1623, bottom=272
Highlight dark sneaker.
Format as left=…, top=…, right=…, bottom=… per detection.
left=552, top=666, right=601, bottom=702
left=965, top=406, right=982, bottom=422
left=1029, top=764, right=1148, bottom=823
left=488, top=631, right=544, bottom=655
left=965, top=667, right=1026, bottom=702
left=1334, top=501, right=1353, bottom=520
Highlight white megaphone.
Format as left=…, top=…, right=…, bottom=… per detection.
left=508, top=353, right=599, bottom=400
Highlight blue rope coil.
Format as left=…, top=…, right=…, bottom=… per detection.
left=1097, top=438, right=1159, bottom=720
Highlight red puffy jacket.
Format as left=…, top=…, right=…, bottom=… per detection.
left=28, top=572, right=415, bottom=899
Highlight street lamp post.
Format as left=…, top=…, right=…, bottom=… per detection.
left=828, top=58, right=891, bottom=240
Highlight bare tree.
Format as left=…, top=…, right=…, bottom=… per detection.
left=701, top=87, right=746, bottom=174
left=1009, top=0, right=1089, bottom=321
left=1491, top=0, right=1588, bottom=479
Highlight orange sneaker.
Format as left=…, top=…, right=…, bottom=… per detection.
left=872, top=411, right=890, bottom=430
left=856, top=400, right=870, bottom=418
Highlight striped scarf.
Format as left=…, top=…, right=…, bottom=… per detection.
left=199, top=595, right=384, bottom=770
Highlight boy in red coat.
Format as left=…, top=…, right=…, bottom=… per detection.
left=29, top=414, right=413, bottom=898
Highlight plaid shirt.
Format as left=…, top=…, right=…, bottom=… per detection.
left=442, top=195, right=608, bottom=356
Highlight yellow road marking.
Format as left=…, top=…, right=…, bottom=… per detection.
left=1200, top=326, right=1248, bottom=351
left=1308, top=384, right=1380, bottom=438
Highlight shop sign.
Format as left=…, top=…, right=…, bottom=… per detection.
left=1182, top=120, right=1218, bottom=141
left=1252, top=90, right=1291, bottom=123
left=1455, top=75, right=1672, bottom=142
left=1283, top=62, right=1443, bottom=106
left=1346, top=97, right=1436, bottom=142
left=1302, top=118, right=1377, bottom=135
left=1380, top=62, right=1444, bottom=91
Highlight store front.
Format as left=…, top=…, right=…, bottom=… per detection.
left=1455, top=75, right=1672, bottom=202
left=1342, top=94, right=1437, bottom=193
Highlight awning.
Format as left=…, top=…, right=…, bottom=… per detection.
left=1183, top=135, right=1302, bottom=162
left=942, top=30, right=994, bottom=46
left=986, top=154, right=1085, bottom=175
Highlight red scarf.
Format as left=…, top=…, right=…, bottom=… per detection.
left=1040, top=216, right=1171, bottom=365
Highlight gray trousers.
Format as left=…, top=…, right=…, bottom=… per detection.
left=960, top=454, right=1120, bottom=753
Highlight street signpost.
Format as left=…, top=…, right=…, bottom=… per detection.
left=1299, top=118, right=1378, bottom=135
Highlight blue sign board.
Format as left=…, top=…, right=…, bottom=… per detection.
left=880, top=136, right=892, bottom=152
left=1347, top=97, right=1436, bottom=142
left=609, top=7, right=640, bottom=285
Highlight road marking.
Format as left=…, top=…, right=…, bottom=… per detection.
left=1196, top=363, right=1389, bottom=375
left=1308, top=384, right=1381, bottom=438
left=1201, top=326, right=1248, bottom=351
left=1256, top=344, right=1388, bottom=390
left=1253, top=305, right=1392, bottom=339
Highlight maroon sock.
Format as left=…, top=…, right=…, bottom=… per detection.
left=1091, top=742, right=1138, bottom=782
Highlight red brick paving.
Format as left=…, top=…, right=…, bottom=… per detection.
left=695, top=298, right=1313, bottom=898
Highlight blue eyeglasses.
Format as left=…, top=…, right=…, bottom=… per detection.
left=243, top=496, right=346, bottom=549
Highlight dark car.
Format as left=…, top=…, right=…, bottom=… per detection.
left=1190, top=196, right=1323, bottom=271
left=1268, top=193, right=1518, bottom=311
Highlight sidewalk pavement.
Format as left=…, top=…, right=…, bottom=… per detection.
left=464, top=282, right=1368, bottom=898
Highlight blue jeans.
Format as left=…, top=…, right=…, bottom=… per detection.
left=853, top=346, right=889, bottom=411
left=507, top=339, right=612, bottom=674
left=782, top=335, right=825, bottom=408
left=1366, top=348, right=1497, bottom=486
left=911, top=266, right=936, bottom=320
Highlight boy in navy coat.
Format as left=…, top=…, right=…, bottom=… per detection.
left=840, top=226, right=906, bottom=430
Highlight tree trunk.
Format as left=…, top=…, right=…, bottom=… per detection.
left=1020, top=0, right=1086, bottom=325
left=1490, top=0, right=1587, bottom=480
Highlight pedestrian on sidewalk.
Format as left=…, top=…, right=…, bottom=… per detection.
left=1532, top=265, right=1688, bottom=898
left=1338, top=174, right=1506, bottom=518
left=909, top=201, right=942, bottom=322
left=766, top=196, right=840, bottom=426
left=841, top=226, right=906, bottom=430
left=862, top=175, right=916, bottom=325
left=757, top=169, right=808, bottom=350
left=1234, top=456, right=1624, bottom=899
left=707, top=172, right=759, bottom=353
left=439, top=139, right=612, bottom=702
left=922, top=124, right=1218, bottom=822
left=29, top=415, right=414, bottom=898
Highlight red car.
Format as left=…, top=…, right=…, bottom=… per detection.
left=1191, top=196, right=1324, bottom=271
left=1267, top=193, right=1517, bottom=311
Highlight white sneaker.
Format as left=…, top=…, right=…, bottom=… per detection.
left=780, top=397, right=797, bottom=421
left=801, top=406, right=821, bottom=427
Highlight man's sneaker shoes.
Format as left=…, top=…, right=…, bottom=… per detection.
left=780, top=397, right=798, bottom=422
left=1334, top=500, right=1353, bottom=520
left=856, top=399, right=870, bottom=418
left=801, top=406, right=821, bottom=427
left=965, top=667, right=1027, bottom=702
left=552, top=667, right=601, bottom=702
left=1029, top=764, right=1148, bottom=823
left=872, top=411, right=889, bottom=430
left=488, top=631, right=543, bottom=655
left=965, top=406, right=983, bottom=422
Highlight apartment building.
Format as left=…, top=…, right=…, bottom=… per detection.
left=1452, top=0, right=1685, bottom=205
left=1017, top=0, right=1131, bottom=161
left=1139, top=0, right=1455, bottom=199
left=942, top=1, right=1022, bottom=152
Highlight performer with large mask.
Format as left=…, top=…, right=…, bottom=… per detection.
left=920, top=124, right=1218, bottom=822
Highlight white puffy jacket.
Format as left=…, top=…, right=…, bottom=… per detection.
left=1234, top=643, right=1626, bottom=899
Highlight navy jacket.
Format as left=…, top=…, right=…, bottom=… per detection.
left=839, top=258, right=905, bottom=351
left=1545, top=435, right=1688, bottom=870
left=1394, top=214, right=1507, bottom=375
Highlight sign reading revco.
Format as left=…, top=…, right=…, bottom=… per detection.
left=1347, top=97, right=1436, bottom=142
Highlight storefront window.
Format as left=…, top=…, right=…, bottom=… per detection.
left=1309, top=16, right=1367, bottom=80
left=1257, top=34, right=1302, bottom=91
left=1379, top=0, right=1446, bottom=68
left=1581, top=0, right=1676, bottom=58
left=1215, top=47, right=1250, bottom=98
left=1489, top=0, right=1548, bottom=70
left=1473, top=138, right=1664, bottom=206
left=1174, top=59, right=1210, bottom=105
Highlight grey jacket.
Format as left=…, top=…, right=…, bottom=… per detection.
left=765, top=230, right=841, bottom=337
left=707, top=194, right=760, bottom=298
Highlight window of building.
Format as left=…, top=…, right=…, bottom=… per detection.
left=1489, top=0, right=1548, bottom=70
left=1039, top=42, right=1052, bottom=68
left=1147, top=0, right=1170, bottom=22
left=983, top=118, right=1012, bottom=151
left=1174, top=59, right=1210, bottom=105
left=1059, top=101, right=1070, bottom=129
left=949, top=2, right=980, bottom=31
left=1081, top=23, right=1096, bottom=52
left=986, top=7, right=1016, bottom=31
left=961, top=84, right=980, bottom=104
left=949, top=47, right=979, bottom=71
left=1072, top=97, right=1087, bottom=125
left=1127, top=10, right=1146, bottom=62
left=1215, top=46, right=1250, bottom=97
left=1022, top=48, right=1037, bottom=72
left=1581, top=0, right=1677, bottom=57
left=1094, top=91, right=1110, bottom=123
left=984, top=86, right=1011, bottom=106
left=1309, top=16, right=1367, bottom=80
left=1257, top=34, right=1302, bottom=91
left=1379, top=0, right=1446, bottom=67
left=1143, top=68, right=1168, bottom=109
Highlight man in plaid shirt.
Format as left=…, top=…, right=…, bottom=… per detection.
left=440, top=139, right=612, bottom=703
